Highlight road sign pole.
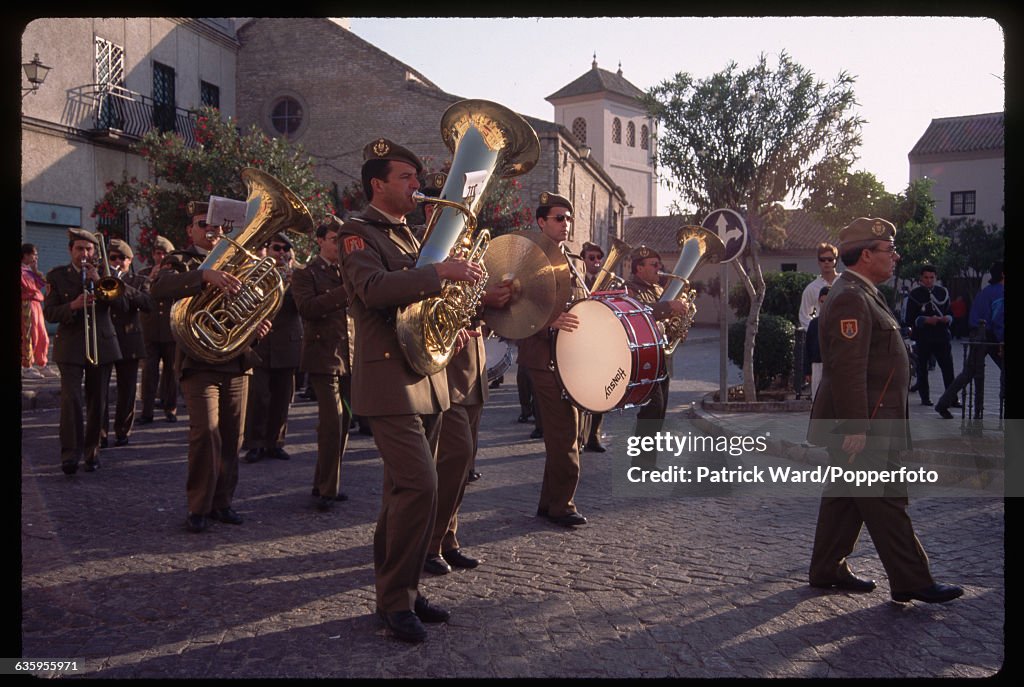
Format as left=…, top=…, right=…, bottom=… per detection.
left=720, top=262, right=728, bottom=402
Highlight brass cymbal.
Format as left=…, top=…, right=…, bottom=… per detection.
left=482, top=231, right=570, bottom=339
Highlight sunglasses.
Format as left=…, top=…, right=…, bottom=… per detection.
left=818, top=256, right=836, bottom=263
left=871, top=244, right=898, bottom=254
left=269, top=244, right=290, bottom=252
left=545, top=214, right=572, bottom=223
left=108, top=254, right=125, bottom=261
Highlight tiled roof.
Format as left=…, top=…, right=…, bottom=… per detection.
left=624, top=209, right=831, bottom=253
left=546, top=64, right=646, bottom=102
left=909, top=112, right=1004, bottom=157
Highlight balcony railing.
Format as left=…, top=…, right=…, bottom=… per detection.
left=75, top=84, right=199, bottom=147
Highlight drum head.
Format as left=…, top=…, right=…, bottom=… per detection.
left=554, top=299, right=633, bottom=413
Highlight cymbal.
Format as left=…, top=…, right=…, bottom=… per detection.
left=482, top=231, right=570, bottom=339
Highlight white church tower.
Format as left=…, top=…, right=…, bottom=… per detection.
left=546, top=56, right=657, bottom=217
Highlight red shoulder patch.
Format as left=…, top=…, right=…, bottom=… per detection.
left=343, top=236, right=366, bottom=255
left=840, top=319, right=859, bottom=339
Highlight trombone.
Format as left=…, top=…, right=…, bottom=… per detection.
left=83, top=231, right=125, bottom=365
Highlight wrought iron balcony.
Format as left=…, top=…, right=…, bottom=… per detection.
left=74, top=84, right=199, bottom=148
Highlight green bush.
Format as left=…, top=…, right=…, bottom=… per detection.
left=728, top=314, right=795, bottom=390
left=728, top=271, right=816, bottom=326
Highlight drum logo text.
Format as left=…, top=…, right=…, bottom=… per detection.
left=605, top=367, right=627, bottom=399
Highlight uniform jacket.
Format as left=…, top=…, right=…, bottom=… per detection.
left=291, top=255, right=351, bottom=376
left=808, top=270, right=910, bottom=449
left=138, top=265, right=176, bottom=344
left=626, top=275, right=674, bottom=321
left=515, top=246, right=588, bottom=371
left=447, top=325, right=487, bottom=407
left=149, top=245, right=260, bottom=375
left=338, top=206, right=450, bottom=416
left=905, top=283, right=952, bottom=344
left=110, top=271, right=152, bottom=360
left=43, top=263, right=125, bottom=366
left=252, top=284, right=302, bottom=369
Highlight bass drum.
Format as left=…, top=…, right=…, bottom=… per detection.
left=552, top=292, right=666, bottom=413
left=483, top=335, right=515, bottom=384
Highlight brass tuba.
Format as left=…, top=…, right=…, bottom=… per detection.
left=657, top=225, right=726, bottom=355
left=395, top=99, right=540, bottom=377
left=587, top=237, right=633, bottom=293
left=169, top=168, right=314, bottom=364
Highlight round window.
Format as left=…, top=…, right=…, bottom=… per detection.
left=270, top=97, right=303, bottom=137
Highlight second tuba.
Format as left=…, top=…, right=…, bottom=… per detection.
left=395, top=99, right=540, bottom=377
left=169, top=168, right=314, bottom=364
left=657, top=225, right=726, bottom=355
left=587, top=237, right=633, bottom=293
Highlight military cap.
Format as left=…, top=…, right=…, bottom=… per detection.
left=581, top=241, right=605, bottom=259
left=68, top=228, right=98, bottom=245
left=537, top=191, right=574, bottom=215
left=838, top=217, right=896, bottom=247
left=421, top=171, right=448, bottom=197
left=153, top=235, right=175, bottom=253
left=108, top=238, right=133, bottom=260
left=630, top=244, right=661, bottom=267
left=362, top=137, right=424, bottom=173
left=186, top=200, right=210, bottom=219
left=267, top=232, right=293, bottom=249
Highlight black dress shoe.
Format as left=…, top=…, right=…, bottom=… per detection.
left=61, top=460, right=78, bottom=475
left=316, top=496, right=333, bottom=512
left=414, top=595, right=450, bottom=623
left=909, top=383, right=919, bottom=393
left=84, top=459, right=100, bottom=473
left=466, top=470, right=481, bottom=482
left=267, top=447, right=290, bottom=460
left=164, top=412, right=177, bottom=423
left=517, top=414, right=532, bottom=424
left=549, top=512, right=588, bottom=527
left=185, top=513, right=209, bottom=533
left=921, top=399, right=934, bottom=406
left=809, top=572, right=876, bottom=593
left=115, top=436, right=129, bottom=447
left=936, top=407, right=954, bottom=420
left=529, top=428, right=543, bottom=439
left=585, top=441, right=607, bottom=453
left=377, top=609, right=427, bottom=643
left=424, top=555, right=452, bottom=575
left=138, top=416, right=154, bottom=425
left=892, top=582, right=964, bottom=603
left=243, top=448, right=264, bottom=464
left=209, top=507, right=243, bottom=525
left=442, top=548, right=479, bottom=569
left=950, top=401, right=963, bottom=408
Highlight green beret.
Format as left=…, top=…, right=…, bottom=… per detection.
left=630, top=245, right=661, bottom=267
left=362, top=137, right=424, bottom=173
left=537, top=191, right=574, bottom=215
left=68, top=228, right=98, bottom=245
left=421, top=171, right=448, bottom=196
left=108, top=238, right=133, bottom=260
left=838, top=217, right=896, bottom=247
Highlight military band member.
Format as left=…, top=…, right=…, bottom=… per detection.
left=579, top=240, right=607, bottom=453
left=139, top=235, right=179, bottom=424
left=150, top=202, right=272, bottom=534
left=904, top=264, right=955, bottom=406
left=44, top=229, right=127, bottom=474
left=292, top=218, right=353, bottom=510
left=807, top=217, right=962, bottom=604
left=625, top=245, right=691, bottom=468
left=515, top=192, right=588, bottom=527
left=102, top=238, right=153, bottom=447
left=338, top=138, right=482, bottom=642
left=243, top=232, right=302, bottom=462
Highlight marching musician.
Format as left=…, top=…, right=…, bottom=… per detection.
left=338, top=138, right=481, bottom=643
left=43, top=228, right=127, bottom=475
left=625, top=245, right=692, bottom=469
left=150, top=202, right=272, bottom=534
left=138, top=235, right=179, bottom=424
left=243, top=232, right=302, bottom=463
left=291, top=217, right=353, bottom=511
left=419, top=173, right=509, bottom=577
left=579, top=240, right=607, bottom=453
left=515, top=192, right=588, bottom=528
left=102, top=238, right=153, bottom=448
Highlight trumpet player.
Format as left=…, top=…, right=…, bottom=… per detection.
left=626, top=245, right=692, bottom=469
left=150, top=203, right=272, bottom=534
left=43, top=228, right=126, bottom=475
left=579, top=241, right=607, bottom=453
left=338, top=138, right=482, bottom=643
left=138, top=235, right=179, bottom=424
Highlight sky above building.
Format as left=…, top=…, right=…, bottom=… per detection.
left=348, top=16, right=1005, bottom=216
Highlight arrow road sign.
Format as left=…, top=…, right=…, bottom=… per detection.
left=702, top=208, right=748, bottom=263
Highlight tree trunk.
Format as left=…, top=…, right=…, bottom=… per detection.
left=733, top=245, right=766, bottom=401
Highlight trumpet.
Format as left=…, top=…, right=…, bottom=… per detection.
left=587, top=237, right=633, bottom=293
left=83, top=232, right=125, bottom=365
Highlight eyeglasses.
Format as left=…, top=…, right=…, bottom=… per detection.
left=545, top=214, right=572, bottom=223
left=818, top=256, right=836, bottom=263
left=871, top=244, right=898, bottom=254
left=269, top=244, right=290, bottom=252
left=585, top=255, right=603, bottom=261
left=108, top=254, right=125, bottom=262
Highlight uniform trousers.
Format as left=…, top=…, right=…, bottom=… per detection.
left=309, top=372, right=351, bottom=499
left=141, top=340, right=177, bottom=418
left=809, top=447, right=934, bottom=594
left=430, top=403, right=482, bottom=555
left=632, top=376, right=671, bottom=469
left=368, top=412, right=442, bottom=613
left=103, top=357, right=140, bottom=441
left=57, top=362, right=112, bottom=464
left=181, top=371, right=247, bottom=516
left=913, top=337, right=955, bottom=402
left=244, top=367, right=295, bottom=450
left=528, top=367, right=581, bottom=517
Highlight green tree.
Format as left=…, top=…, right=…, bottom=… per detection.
left=643, top=52, right=863, bottom=400
left=936, top=217, right=1004, bottom=286
left=92, top=107, right=333, bottom=261
left=801, top=166, right=899, bottom=233
left=889, top=178, right=949, bottom=283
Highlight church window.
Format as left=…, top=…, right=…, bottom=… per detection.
left=612, top=117, right=621, bottom=144
left=641, top=124, right=649, bottom=150
left=626, top=121, right=636, bottom=147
